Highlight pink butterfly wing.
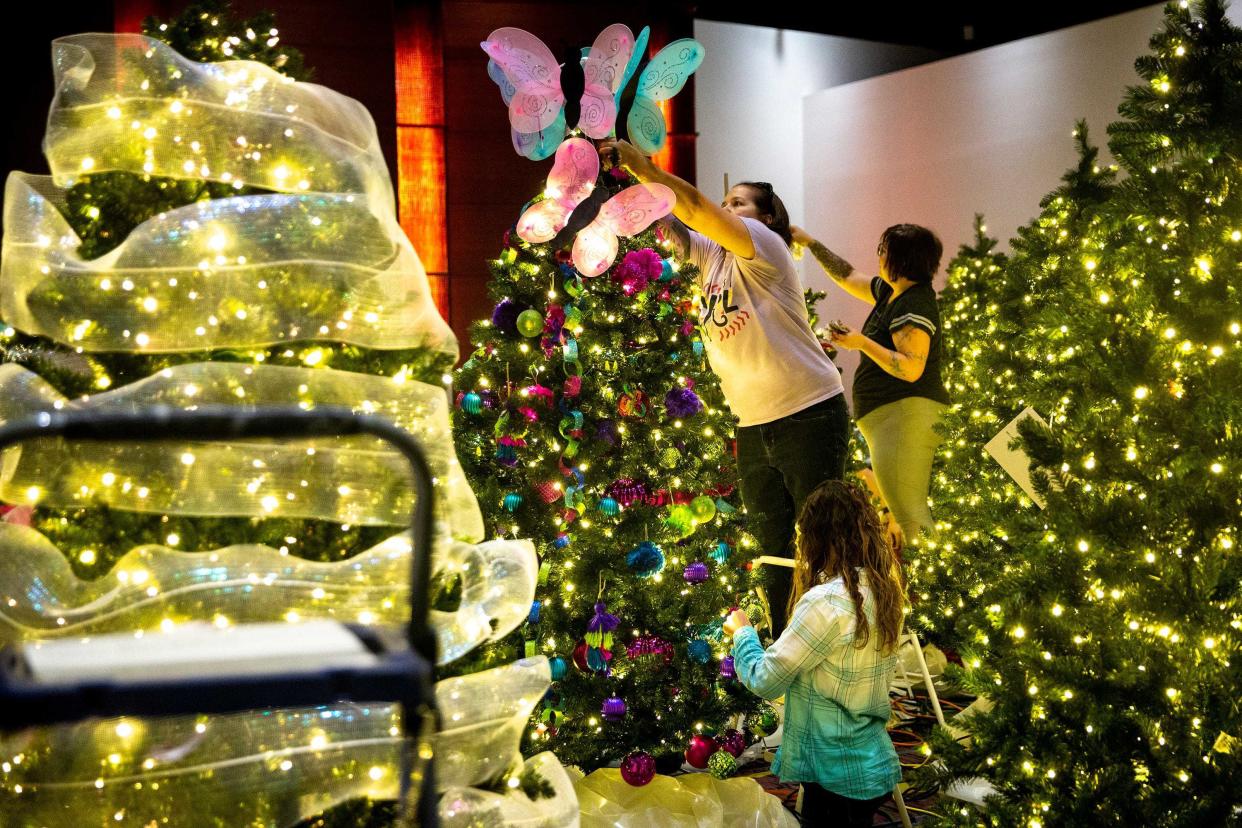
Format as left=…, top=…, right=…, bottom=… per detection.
left=572, top=183, right=675, bottom=275
left=572, top=221, right=620, bottom=278
left=579, top=24, right=634, bottom=139
left=517, top=138, right=600, bottom=243
left=518, top=199, right=572, bottom=244
left=596, top=183, right=677, bottom=236
left=482, top=28, right=565, bottom=134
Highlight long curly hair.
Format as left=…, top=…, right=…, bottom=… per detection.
left=788, top=480, right=906, bottom=654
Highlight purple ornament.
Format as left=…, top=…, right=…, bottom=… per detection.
left=596, top=419, right=621, bottom=447
left=719, top=655, right=736, bottom=680
left=601, top=694, right=628, bottom=722
left=720, top=728, right=747, bottom=758
left=683, top=561, right=709, bottom=584
left=620, top=751, right=656, bottom=786
left=664, top=387, right=703, bottom=418
left=491, top=298, right=524, bottom=336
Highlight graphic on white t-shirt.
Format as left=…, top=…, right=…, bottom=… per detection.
left=698, top=269, right=752, bottom=341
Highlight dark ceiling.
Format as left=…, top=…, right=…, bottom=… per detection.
left=692, top=1, right=1161, bottom=54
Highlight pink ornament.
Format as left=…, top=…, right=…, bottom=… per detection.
left=563, top=375, right=582, bottom=397
left=620, top=751, right=656, bottom=786
left=684, top=734, right=717, bottom=769
left=625, top=635, right=674, bottom=667
left=606, top=478, right=648, bottom=508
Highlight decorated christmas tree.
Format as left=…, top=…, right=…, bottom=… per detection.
left=0, top=4, right=577, bottom=826
left=452, top=148, right=765, bottom=777
left=453, top=25, right=768, bottom=778
left=920, top=2, right=1242, bottom=824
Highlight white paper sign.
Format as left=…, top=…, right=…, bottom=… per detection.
left=985, top=406, right=1050, bottom=508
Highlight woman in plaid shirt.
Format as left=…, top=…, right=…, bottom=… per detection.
left=724, top=480, right=906, bottom=826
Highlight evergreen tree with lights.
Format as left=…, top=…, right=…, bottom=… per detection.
left=452, top=164, right=767, bottom=775
left=0, top=0, right=453, bottom=576
left=907, top=123, right=1117, bottom=652
left=919, top=2, right=1242, bottom=824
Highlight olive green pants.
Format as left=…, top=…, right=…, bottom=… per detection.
left=857, top=396, right=946, bottom=541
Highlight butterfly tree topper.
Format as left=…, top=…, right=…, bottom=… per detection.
left=483, top=24, right=704, bottom=159
left=515, top=138, right=674, bottom=277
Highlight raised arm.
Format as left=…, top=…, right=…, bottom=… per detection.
left=658, top=215, right=692, bottom=261
left=790, top=225, right=876, bottom=305
left=601, top=139, right=756, bottom=259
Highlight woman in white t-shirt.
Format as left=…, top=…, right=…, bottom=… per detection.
left=599, top=139, right=850, bottom=633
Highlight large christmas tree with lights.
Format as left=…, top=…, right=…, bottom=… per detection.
left=908, top=127, right=1115, bottom=651
left=0, top=4, right=579, bottom=826
left=453, top=25, right=768, bottom=776
left=919, top=2, right=1242, bottom=824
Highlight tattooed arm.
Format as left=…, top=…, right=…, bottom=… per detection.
left=790, top=225, right=877, bottom=304
left=830, top=323, right=930, bottom=382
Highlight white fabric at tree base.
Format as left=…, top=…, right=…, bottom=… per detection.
left=572, top=769, right=798, bottom=828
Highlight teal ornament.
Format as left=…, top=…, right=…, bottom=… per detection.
left=599, top=497, right=620, bottom=516
left=549, top=657, right=568, bottom=681
left=689, top=495, right=716, bottom=523
left=516, top=309, right=545, bottom=337
left=627, top=541, right=665, bottom=577
left=687, top=639, right=711, bottom=663
left=711, top=541, right=733, bottom=563
left=461, top=392, right=483, bottom=414
left=503, top=492, right=523, bottom=512
left=692, top=339, right=704, bottom=356
left=715, top=498, right=736, bottom=515
left=660, top=258, right=675, bottom=282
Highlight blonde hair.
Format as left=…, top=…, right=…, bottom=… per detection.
left=788, top=480, right=907, bottom=653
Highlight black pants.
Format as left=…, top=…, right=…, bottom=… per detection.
left=735, top=394, right=849, bottom=635
left=800, top=783, right=890, bottom=827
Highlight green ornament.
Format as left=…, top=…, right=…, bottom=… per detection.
left=660, top=446, right=681, bottom=468
left=665, top=505, right=696, bottom=538
left=708, top=750, right=737, bottom=779
left=689, top=495, right=716, bottom=522
left=749, top=702, right=779, bottom=737
left=516, top=309, right=544, bottom=337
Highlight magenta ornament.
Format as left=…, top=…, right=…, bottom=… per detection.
left=684, top=734, right=718, bottom=769
left=620, top=751, right=656, bottom=786
left=720, top=728, right=747, bottom=758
